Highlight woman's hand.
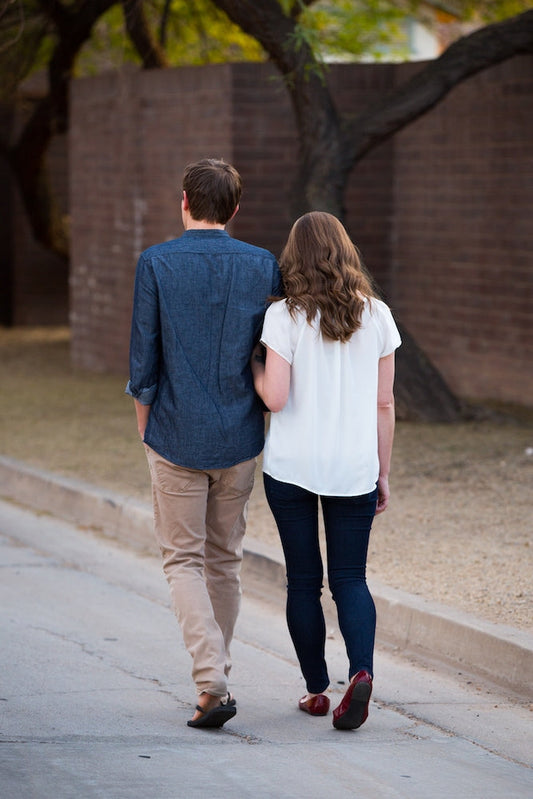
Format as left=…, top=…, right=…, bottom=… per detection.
left=376, top=353, right=395, bottom=515
left=375, top=474, right=390, bottom=514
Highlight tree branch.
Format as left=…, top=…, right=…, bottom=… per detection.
left=348, top=10, right=533, bottom=164
left=159, top=0, right=172, bottom=47
left=121, top=0, right=169, bottom=68
left=213, top=0, right=304, bottom=72
left=289, top=0, right=319, bottom=21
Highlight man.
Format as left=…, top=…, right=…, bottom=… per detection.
left=126, top=159, right=280, bottom=728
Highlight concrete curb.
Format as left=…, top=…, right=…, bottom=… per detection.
left=1, top=454, right=532, bottom=698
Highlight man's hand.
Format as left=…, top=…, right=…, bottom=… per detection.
left=134, top=399, right=151, bottom=441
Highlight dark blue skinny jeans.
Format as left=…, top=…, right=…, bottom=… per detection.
left=263, top=473, right=378, bottom=695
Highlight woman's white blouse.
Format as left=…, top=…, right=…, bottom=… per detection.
left=260, top=298, right=401, bottom=496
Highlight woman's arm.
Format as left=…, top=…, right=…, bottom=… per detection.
left=376, top=352, right=396, bottom=514
left=251, top=344, right=291, bottom=413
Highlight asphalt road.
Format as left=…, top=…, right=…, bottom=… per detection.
left=1, top=499, right=531, bottom=799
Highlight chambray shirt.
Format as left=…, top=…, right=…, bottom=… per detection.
left=126, top=229, right=281, bottom=469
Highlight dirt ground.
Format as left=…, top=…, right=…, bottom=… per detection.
left=1, top=327, right=532, bottom=633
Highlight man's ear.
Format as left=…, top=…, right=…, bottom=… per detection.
left=229, top=203, right=240, bottom=222
left=182, top=191, right=190, bottom=210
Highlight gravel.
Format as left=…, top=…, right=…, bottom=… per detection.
left=1, top=326, right=531, bottom=633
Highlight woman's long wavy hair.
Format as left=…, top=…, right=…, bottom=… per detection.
left=277, top=211, right=377, bottom=342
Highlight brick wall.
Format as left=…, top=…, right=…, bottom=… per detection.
left=69, top=65, right=235, bottom=371
left=389, top=55, right=533, bottom=404
left=69, top=58, right=533, bottom=406
left=229, top=63, right=297, bottom=256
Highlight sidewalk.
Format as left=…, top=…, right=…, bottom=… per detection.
left=1, top=453, right=531, bottom=699
left=3, top=495, right=531, bottom=798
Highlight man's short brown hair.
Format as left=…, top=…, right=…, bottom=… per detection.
left=182, top=159, right=242, bottom=224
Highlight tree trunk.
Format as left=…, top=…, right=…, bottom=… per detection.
left=7, top=0, right=118, bottom=260
left=214, top=0, right=347, bottom=218
left=9, top=96, right=69, bottom=259
left=394, top=324, right=463, bottom=422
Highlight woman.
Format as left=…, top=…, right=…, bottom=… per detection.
left=252, top=211, right=401, bottom=730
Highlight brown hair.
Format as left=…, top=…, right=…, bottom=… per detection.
left=278, top=211, right=376, bottom=342
left=182, top=158, right=242, bottom=224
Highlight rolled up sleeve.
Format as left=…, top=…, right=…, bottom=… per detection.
left=124, top=379, right=158, bottom=404
left=126, top=254, right=161, bottom=405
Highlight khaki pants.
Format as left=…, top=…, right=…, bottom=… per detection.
left=145, top=445, right=256, bottom=697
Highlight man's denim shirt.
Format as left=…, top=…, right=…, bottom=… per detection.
left=126, top=229, right=281, bottom=469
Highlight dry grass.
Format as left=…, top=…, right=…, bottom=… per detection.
left=1, top=327, right=532, bottom=632
left=0, top=327, right=151, bottom=501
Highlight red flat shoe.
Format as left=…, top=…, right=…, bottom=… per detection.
left=299, top=693, right=330, bottom=716
left=332, top=670, right=372, bottom=730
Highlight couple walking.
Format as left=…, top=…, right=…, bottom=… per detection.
left=127, top=159, right=401, bottom=731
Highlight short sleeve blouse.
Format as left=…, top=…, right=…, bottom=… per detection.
left=260, top=298, right=401, bottom=496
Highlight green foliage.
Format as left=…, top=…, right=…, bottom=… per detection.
left=0, top=0, right=265, bottom=102
left=76, top=7, right=137, bottom=76
left=77, top=0, right=264, bottom=75
left=297, top=0, right=409, bottom=62
left=0, top=1, right=51, bottom=100
left=1, top=0, right=530, bottom=102
left=288, top=0, right=533, bottom=64
left=153, top=0, right=264, bottom=65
